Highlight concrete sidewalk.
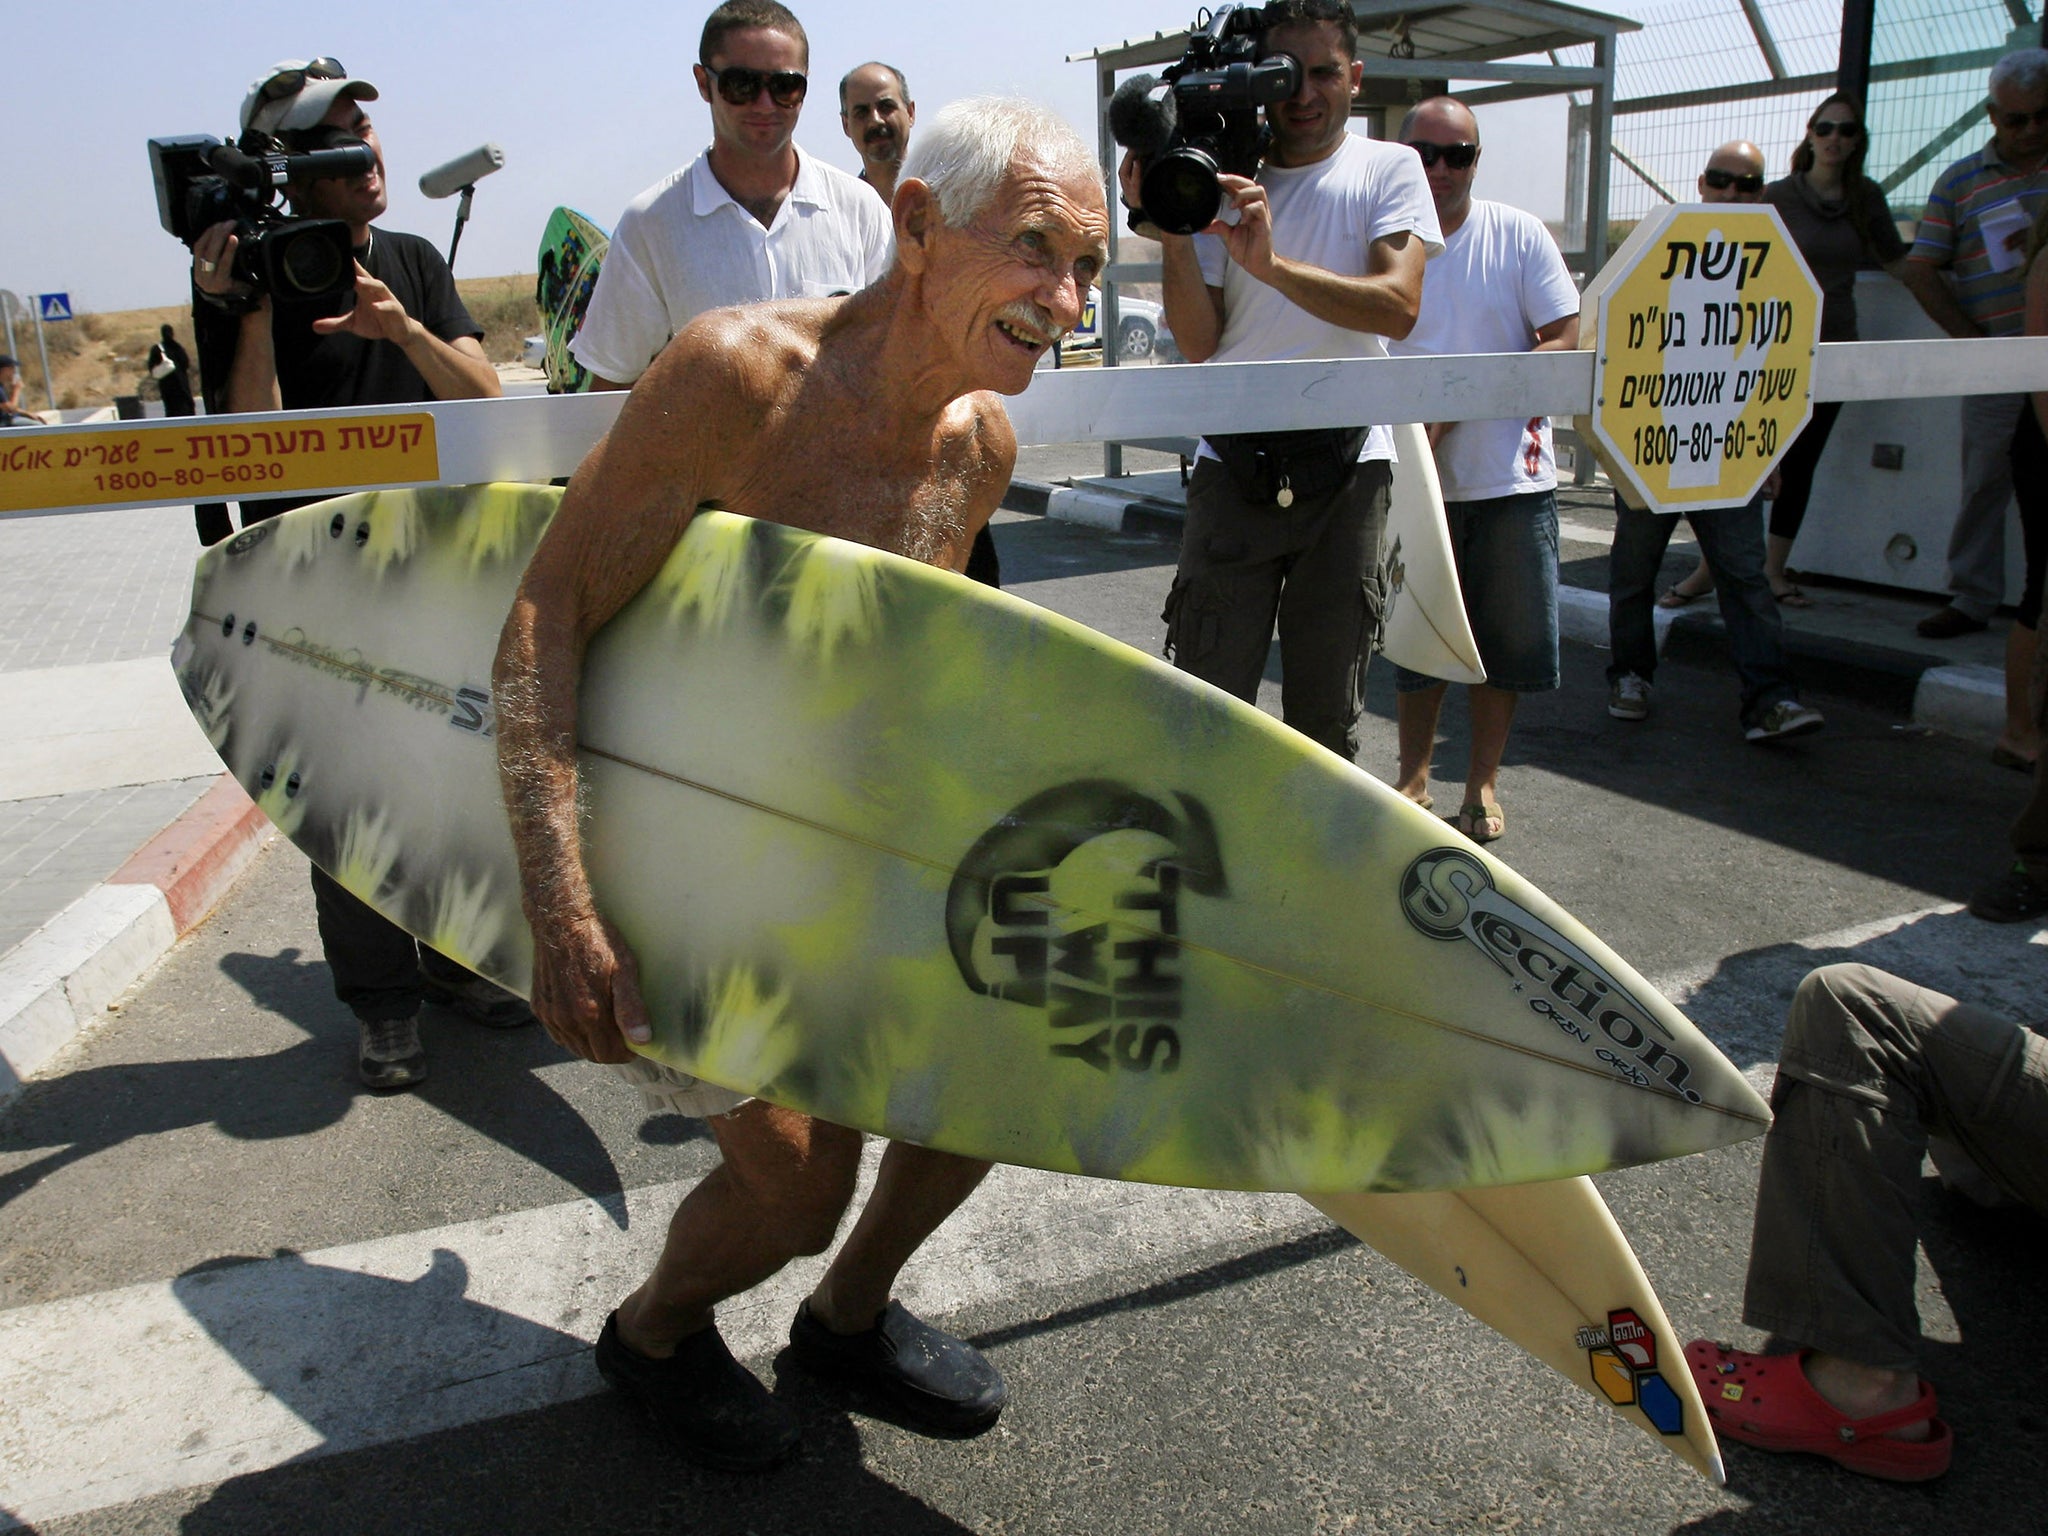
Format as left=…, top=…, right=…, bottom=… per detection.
left=0, top=463, right=2028, bottom=1106
left=0, top=503, right=272, bottom=1103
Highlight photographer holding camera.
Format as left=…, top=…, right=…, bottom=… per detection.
left=185, top=58, right=522, bottom=1090
left=1119, top=0, right=1439, bottom=767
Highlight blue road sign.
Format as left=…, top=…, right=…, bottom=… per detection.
left=37, top=293, right=72, bottom=322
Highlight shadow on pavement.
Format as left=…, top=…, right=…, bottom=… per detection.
left=169, top=1244, right=973, bottom=1536
left=0, top=945, right=626, bottom=1224
left=1648, top=907, right=2041, bottom=1073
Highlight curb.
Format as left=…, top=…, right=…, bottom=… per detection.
left=0, top=774, right=273, bottom=1106
left=1024, top=481, right=2005, bottom=740
left=1558, top=586, right=2005, bottom=735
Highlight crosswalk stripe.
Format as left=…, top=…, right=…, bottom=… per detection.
left=2, top=901, right=2039, bottom=1527
left=0, top=1160, right=1310, bottom=1527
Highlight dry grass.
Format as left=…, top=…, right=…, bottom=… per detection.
left=15, top=275, right=538, bottom=412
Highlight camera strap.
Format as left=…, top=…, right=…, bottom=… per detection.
left=1208, top=426, right=1369, bottom=508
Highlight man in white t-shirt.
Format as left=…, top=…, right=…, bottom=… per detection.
left=1123, top=0, right=1441, bottom=766
left=572, top=0, right=893, bottom=390
left=1385, top=97, right=1579, bottom=843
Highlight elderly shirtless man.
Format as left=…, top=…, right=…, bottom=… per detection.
left=494, top=98, right=1108, bottom=1471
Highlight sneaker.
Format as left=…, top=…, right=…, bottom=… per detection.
left=788, top=1299, right=1007, bottom=1434
left=358, top=1014, right=427, bottom=1090
left=1967, top=862, right=2048, bottom=924
left=421, top=971, right=536, bottom=1029
left=1608, top=673, right=1651, bottom=721
left=595, top=1312, right=800, bottom=1472
left=1745, top=699, right=1825, bottom=743
left=1915, top=606, right=1988, bottom=639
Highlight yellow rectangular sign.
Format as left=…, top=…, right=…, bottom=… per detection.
left=0, top=412, right=439, bottom=515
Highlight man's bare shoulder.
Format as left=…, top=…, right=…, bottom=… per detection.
left=646, top=300, right=838, bottom=407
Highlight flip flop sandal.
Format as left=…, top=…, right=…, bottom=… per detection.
left=1685, top=1341, right=1953, bottom=1482
left=1991, top=743, right=2038, bottom=773
left=1657, top=585, right=1708, bottom=608
left=1458, top=802, right=1505, bottom=844
left=1773, top=586, right=1813, bottom=607
left=1404, top=792, right=1434, bottom=813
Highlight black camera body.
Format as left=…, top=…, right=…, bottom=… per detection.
left=1111, top=2, right=1303, bottom=236
left=148, top=134, right=372, bottom=304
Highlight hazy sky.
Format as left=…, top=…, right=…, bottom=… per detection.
left=0, top=0, right=1584, bottom=315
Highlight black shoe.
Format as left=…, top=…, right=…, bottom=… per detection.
left=594, top=1312, right=801, bottom=1472
left=358, top=1014, right=427, bottom=1090
left=1916, top=606, right=1988, bottom=639
left=1967, top=863, right=2048, bottom=924
left=421, top=971, right=536, bottom=1028
left=787, top=1299, right=1006, bottom=1434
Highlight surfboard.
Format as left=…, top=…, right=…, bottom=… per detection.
left=1310, top=1179, right=1722, bottom=1481
left=535, top=207, right=609, bottom=395
left=1381, top=421, right=1485, bottom=686
left=172, top=483, right=1767, bottom=1198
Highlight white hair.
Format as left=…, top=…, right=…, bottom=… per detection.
left=898, top=96, right=1100, bottom=228
left=1991, top=46, right=2048, bottom=99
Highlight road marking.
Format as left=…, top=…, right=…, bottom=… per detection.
left=0, top=1161, right=1313, bottom=1528
left=2, top=902, right=2040, bottom=1527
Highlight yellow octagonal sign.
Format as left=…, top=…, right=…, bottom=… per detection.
left=1575, top=205, right=1822, bottom=512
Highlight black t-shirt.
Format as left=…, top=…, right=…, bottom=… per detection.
left=194, top=226, right=482, bottom=411
left=193, top=227, right=482, bottom=515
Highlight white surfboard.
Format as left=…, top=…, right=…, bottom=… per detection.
left=1382, top=421, right=1486, bottom=686
left=1310, top=1178, right=1722, bottom=1482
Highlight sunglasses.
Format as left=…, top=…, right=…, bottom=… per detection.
left=1810, top=119, right=1862, bottom=138
left=260, top=57, right=348, bottom=104
left=1994, top=105, right=2048, bottom=130
left=1405, top=141, right=1478, bottom=170
left=1702, top=167, right=1765, bottom=193
left=709, top=65, right=807, bottom=108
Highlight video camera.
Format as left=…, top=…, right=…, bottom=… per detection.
left=147, top=134, right=374, bottom=303
left=1110, top=2, right=1303, bottom=236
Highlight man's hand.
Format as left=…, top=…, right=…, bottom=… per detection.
left=192, top=220, right=263, bottom=306
left=312, top=262, right=417, bottom=345
left=1116, top=150, right=1161, bottom=239
left=1204, top=174, right=1277, bottom=284
left=530, top=910, right=654, bottom=1063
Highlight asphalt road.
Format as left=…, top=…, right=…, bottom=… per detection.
left=2, top=509, right=2044, bottom=1535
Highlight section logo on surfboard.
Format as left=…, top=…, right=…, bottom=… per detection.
left=1400, top=848, right=1706, bottom=1105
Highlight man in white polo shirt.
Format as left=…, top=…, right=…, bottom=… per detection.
left=572, top=0, right=892, bottom=390
left=1387, top=96, right=1580, bottom=843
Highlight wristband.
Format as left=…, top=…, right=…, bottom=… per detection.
left=196, top=286, right=265, bottom=316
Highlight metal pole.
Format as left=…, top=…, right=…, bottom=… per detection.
left=446, top=185, right=475, bottom=269
left=1838, top=0, right=1876, bottom=107
left=1, top=292, right=18, bottom=365
left=31, top=302, right=55, bottom=412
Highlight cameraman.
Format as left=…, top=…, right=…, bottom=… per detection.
left=1122, top=0, right=1440, bottom=766
left=190, top=58, right=499, bottom=534
left=190, top=58, right=522, bottom=1091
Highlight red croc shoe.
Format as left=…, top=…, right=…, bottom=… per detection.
left=1685, top=1341, right=1953, bottom=1482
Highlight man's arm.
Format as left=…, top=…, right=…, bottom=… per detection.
left=1898, top=257, right=1983, bottom=339
left=493, top=322, right=738, bottom=1061
left=311, top=263, right=501, bottom=399
left=1203, top=173, right=1427, bottom=341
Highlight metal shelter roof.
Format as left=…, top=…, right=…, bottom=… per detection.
left=1070, top=0, right=1639, bottom=74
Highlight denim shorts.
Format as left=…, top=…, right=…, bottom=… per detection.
left=1394, top=489, right=1559, bottom=693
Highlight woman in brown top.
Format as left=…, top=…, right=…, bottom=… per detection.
left=1663, top=94, right=1912, bottom=608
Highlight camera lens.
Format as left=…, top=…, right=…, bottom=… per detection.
left=1143, top=148, right=1224, bottom=236
left=276, top=228, right=350, bottom=298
